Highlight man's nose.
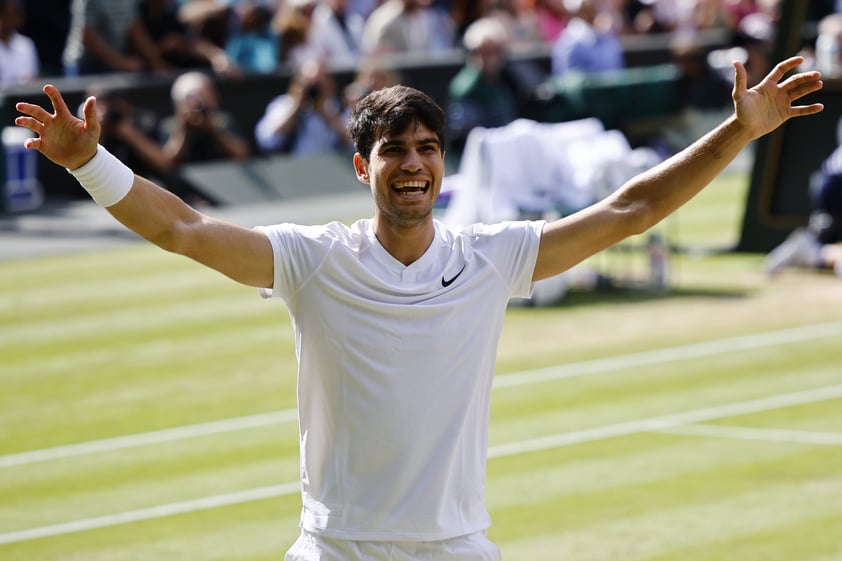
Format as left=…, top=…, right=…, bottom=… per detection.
left=401, top=149, right=423, bottom=170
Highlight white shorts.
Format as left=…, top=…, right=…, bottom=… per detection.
left=284, top=529, right=502, bottom=561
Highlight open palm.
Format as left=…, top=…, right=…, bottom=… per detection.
left=733, top=56, right=824, bottom=141
left=15, top=85, right=101, bottom=170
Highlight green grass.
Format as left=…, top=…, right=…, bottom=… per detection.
left=2, top=169, right=842, bottom=560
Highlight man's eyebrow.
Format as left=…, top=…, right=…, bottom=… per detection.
left=379, top=137, right=441, bottom=148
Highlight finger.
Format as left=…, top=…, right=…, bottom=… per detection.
left=43, top=84, right=73, bottom=117
left=15, top=101, right=52, bottom=123
left=779, top=70, right=823, bottom=92
left=732, top=60, right=747, bottom=96
left=765, top=56, right=804, bottom=84
left=790, top=103, right=825, bottom=117
left=81, top=96, right=101, bottom=133
left=786, top=79, right=824, bottom=102
left=14, top=115, right=44, bottom=133
left=23, top=136, right=42, bottom=151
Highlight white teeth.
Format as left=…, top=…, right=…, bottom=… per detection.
left=394, top=181, right=427, bottom=189
left=393, top=180, right=428, bottom=193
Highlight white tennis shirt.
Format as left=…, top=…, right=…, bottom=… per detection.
left=257, top=218, right=543, bottom=541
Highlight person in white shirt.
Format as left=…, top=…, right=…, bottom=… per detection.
left=0, top=0, right=39, bottom=87
left=309, top=0, right=365, bottom=67
left=14, top=56, right=823, bottom=560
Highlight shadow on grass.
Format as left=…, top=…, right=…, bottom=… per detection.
left=518, top=282, right=754, bottom=310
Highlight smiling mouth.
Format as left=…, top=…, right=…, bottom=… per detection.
left=392, top=180, right=429, bottom=195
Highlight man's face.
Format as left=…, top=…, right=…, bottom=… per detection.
left=354, top=121, right=445, bottom=228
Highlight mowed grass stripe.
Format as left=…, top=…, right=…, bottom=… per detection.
left=1, top=381, right=839, bottom=546
left=494, top=466, right=842, bottom=561
left=3, top=322, right=837, bottom=460
left=0, top=425, right=300, bottom=530
left=490, top=339, right=840, bottom=445
left=1, top=491, right=303, bottom=561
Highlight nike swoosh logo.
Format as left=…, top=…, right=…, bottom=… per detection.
left=441, top=264, right=466, bottom=287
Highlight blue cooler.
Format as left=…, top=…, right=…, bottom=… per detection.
left=2, top=126, right=43, bottom=213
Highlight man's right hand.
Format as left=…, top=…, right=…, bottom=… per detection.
left=15, top=84, right=101, bottom=170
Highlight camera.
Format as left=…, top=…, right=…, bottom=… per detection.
left=105, top=107, right=125, bottom=124
left=305, top=84, right=322, bottom=100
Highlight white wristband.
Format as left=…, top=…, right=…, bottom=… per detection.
left=67, top=144, right=135, bottom=207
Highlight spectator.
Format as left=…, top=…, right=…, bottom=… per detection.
left=361, top=0, right=455, bottom=56
left=309, top=0, right=366, bottom=66
left=0, top=0, right=39, bottom=87
left=765, top=129, right=842, bottom=278
left=534, top=0, right=569, bottom=43
left=82, top=83, right=173, bottom=180
left=18, top=0, right=69, bottom=78
left=342, top=57, right=402, bottom=112
left=225, top=1, right=279, bottom=73
left=273, top=0, right=319, bottom=67
left=446, top=17, right=519, bottom=154
left=672, top=37, right=732, bottom=112
left=160, top=71, right=251, bottom=167
left=63, top=0, right=170, bottom=75
left=177, top=0, right=234, bottom=52
left=138, top=0, right=239, bottom=76
left=550, top=0, right=623, bottom=76
left=254, top=60, right=351, bottom=156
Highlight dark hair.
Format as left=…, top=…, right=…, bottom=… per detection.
left=348, top=85, right=446, bottom=161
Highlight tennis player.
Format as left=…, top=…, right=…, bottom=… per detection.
left=15, top=56, right=822, bottom=560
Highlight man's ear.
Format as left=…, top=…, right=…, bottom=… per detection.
left=353, top=153, right=370, bottom=184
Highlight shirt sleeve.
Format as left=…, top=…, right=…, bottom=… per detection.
left=465, top=220, right=544, bottom=299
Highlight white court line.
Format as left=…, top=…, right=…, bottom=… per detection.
left=0, top=483, right=300, bottom=546
left=2, top=382, right=842, bottom=545
left=492, top=320, right=842, bottom=389
left=485, top=383, right=842, bottom=457
left=3, top=320, right=841, bottom=470
left=0, top=410, right=299, bottom=469
left=655, top=423, right=842, bottom=446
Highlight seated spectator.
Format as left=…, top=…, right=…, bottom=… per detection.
left=550, top=0, right=623, bottom=76
left=273, top=0, right=319, bottom=67
left=225, top=2, right=279, bottom=73
left=534, top=0, right=569, bottom=43
left=160, top=71, right=251, bottom=166
left=309, top=0, right=366, bottom=66
left=765, top=125, right=842, bottom=278
left=0, top=0, right=39, bottom=86
left=361, top=0, right=455, bottom=56
left=177, top=0, right=233, bottom=52
left=63, top=0, right=170, bottom=75
left=446, top=17, right=519, bottom=154
left=138, top=0, right=238, bottom=76
left=254, top=60, right=351, bottom=156
left=18, top=0, right=68, bottom=78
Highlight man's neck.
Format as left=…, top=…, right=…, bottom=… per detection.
left=373, top=217, right=436, bottom=266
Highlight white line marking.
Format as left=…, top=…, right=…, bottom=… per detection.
left=4, top=321, right=841, bottom=470
left=492, top=320, right=842, bottom=389
left=0, top=483, right=300, bottom=546
left=486, top=383, right=842, bottom=458
left=655, top=423, right=842, bottom=446
left=2, top=383, right=842, bottom=545
left=0, top=410, right=298, bottom=469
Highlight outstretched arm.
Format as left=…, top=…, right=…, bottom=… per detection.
left=15, top=85, right=274, bottom=289
left=533, top=56, right=824, bottom=282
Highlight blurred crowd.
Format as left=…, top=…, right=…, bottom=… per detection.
left=1, top=0, right=841, bottom=203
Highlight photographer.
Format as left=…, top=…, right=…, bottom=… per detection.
left=83, top=84, right=172, bottom=181
left=254, top=60, right=351, bottom=157
left=161, top=71, right=251, bottom=167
